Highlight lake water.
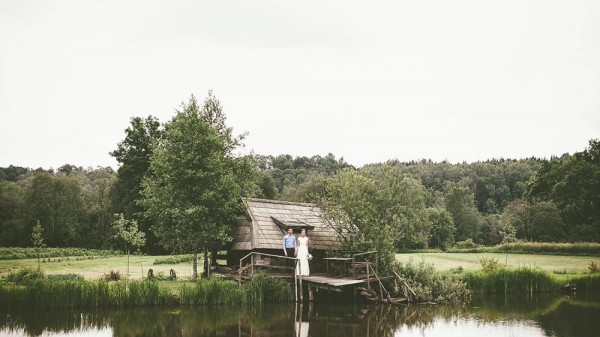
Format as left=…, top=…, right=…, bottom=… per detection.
left=1, top=293, right=599, bottom=337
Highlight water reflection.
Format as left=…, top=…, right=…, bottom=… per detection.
left=1, top=293, right=599, bottom=337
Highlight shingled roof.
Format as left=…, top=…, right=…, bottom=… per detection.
left=231, top=198, right=340, bottom=251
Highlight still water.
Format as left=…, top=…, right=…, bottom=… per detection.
left=1, top=293, right=599, bottom=337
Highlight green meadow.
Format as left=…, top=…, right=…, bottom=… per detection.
left=0, top=254, right=197, bottom=280
left=396, top=252, right=598, bottom=276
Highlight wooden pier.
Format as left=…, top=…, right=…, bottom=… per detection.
left=235, top=251, right=409, bottom=303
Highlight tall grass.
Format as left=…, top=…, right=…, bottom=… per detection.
left=0, top=279, right=177, bottom=309
left=180, top=277, right=241, bottom=305
left=448, top=242, right=600, bottom=256
left=241, top=273, right=294, bottom=303
left=462, top=268, right=558, bottom=294
left=0, top=271, right=293, bottom=309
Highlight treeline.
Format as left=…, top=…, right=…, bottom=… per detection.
left=0, top=94, right=597, bottom=255
left=268, top=140, right=600, bottom=260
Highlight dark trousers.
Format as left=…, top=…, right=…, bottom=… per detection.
left=285, top=248, right=295, bottom=267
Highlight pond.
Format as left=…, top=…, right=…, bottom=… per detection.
left=1, top=293, right=599, bottom=337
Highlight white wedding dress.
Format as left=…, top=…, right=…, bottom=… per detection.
left=295, top=237, right=310, bottom=276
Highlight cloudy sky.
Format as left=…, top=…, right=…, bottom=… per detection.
left=1, top=0, right=599, bottom=169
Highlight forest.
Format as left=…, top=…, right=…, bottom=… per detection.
left=1, top=94, right=598, bottom=257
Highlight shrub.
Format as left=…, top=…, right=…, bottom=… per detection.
left=153, top=255, right=193, bottom=265
left=589, top=260, right=599, bottom=273
left=101, top=270, right=122, bottom=281
left=453, top=239, right=478, bottom=249
left=47, top=274, right=84, bottom=282
left=6, top=268, right=46, bottom=284
left=479, top=257, right=503, bottom=272
left=393, top=259, right=470, bottom=303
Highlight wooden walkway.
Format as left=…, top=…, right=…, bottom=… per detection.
left=237, top=251, right=392, bottom=302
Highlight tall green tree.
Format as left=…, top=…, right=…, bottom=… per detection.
left=309, top=168, right=432, bottom=270
left=24, top=172, right=85, bottom=247
left=110, top=116, right=162, bottom=253
left=500, top=199, right=565, bottom=242
left=527, top=139, right=600, bottom=241
left=427, top=207, right=455, bottom=250
left=444, top=183, right=482, bottom=242
left=140, top=93, right=246, bottom=280
left=0, top=180, right=25, bottom=246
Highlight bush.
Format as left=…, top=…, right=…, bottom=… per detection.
left=393, top=259, right=470, bottom=303
left=6, top=268, right=45, bottom=284
left=47, top=274, right=84, bottom=282
left=479, top=257, right=503, bottom=272
left=101, top=270, right=122, bottom=281
left=453, top=239, right=478, bottom=249
left=589, top=260, right=599, bottom=273
left=153, top=255, right=193, bottom=265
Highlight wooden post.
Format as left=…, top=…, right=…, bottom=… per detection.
left=298, top=259, right=303, bottom=303
left=294, top=259, right=298, bottom=303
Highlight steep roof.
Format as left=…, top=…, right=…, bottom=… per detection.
left=231, top=198, right=340, bottom=251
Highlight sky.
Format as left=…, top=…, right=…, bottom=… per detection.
left=1, top=0, right=599, bottom=170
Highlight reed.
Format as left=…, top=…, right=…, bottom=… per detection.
left=0, top=278, right=176, bottom=309
left=462, top=267, right=558, bottom=294
left=180, top=277, right=241, bottom=305
left=241, top=273, right=294, bottom=303
left=1, top=271, right=293, bottom=309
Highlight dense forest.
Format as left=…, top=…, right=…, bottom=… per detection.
left=2, top=140, right=598, bottom=253
left=1, top=96, right=598, bottom=255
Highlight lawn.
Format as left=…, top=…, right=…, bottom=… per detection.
left=0, top=255, right=198, bottom=280
left=396, top=252, right=598, bottom=275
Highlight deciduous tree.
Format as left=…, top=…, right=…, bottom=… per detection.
left=140, top=93, right=246, bottom=280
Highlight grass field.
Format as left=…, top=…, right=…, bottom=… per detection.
left=396, top=252, right=598, bottom=276
left=0, top=255, right=198, bottom=280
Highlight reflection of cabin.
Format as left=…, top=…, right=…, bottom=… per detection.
left=227, top=198, right=341, bottom=266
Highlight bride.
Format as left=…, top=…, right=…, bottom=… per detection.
left=295, top=229, right=310, bottom=276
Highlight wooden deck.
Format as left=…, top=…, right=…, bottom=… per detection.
left=301, top=274, right=366, bottom=292
left=237, top=251, right=391, bottom=302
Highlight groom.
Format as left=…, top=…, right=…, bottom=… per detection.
left=283, top=227, right=296, bottom=267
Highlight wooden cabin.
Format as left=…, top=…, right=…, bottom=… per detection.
left=227, top=198, right=341, bottom=266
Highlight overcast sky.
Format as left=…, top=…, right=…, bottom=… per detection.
left=1, top=0, right=599, bottom=170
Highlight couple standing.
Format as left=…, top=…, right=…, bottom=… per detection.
left=283, top=227, right=310, bottom=276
